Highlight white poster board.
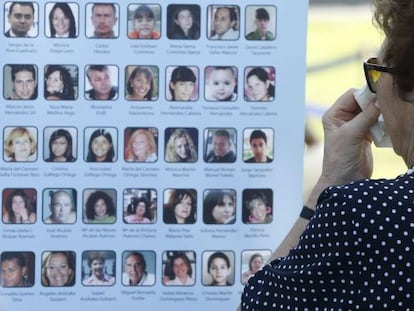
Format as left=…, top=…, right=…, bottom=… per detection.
left=0, top=1, right=308, bottom=309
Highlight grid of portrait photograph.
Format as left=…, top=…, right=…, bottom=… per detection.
left=1, top=187, right=274, bottom=226
left=2, top=64, right=276, bottom=103
left=0, top=249, right=272, bottom=287
left=2, top=126, right=275, bottom=164
left=4, top=3, right=276, bottom=41
left=1, top=0, right=282, bottom=302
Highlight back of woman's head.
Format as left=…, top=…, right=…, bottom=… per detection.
left=373, top=0, right=414, bottom=101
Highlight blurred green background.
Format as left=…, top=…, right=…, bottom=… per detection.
left=304, top=2, right=405, bottom=197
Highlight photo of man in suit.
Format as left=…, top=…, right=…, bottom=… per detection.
left=5, top=2, right=36, bottom=37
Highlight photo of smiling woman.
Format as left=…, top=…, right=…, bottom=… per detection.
left=85, top=128, right=116, bottom=163
left=125, top=65, right=158, bottom=101
left=45, top=2, right=78, bottom=38
left=162, top=250, right=196, bottom=286
left=81, top=251, right=115, bottom=286
left=166, top=66, right=198, bottom=101
left=41, top=251, right=76, bottom=287
left=124, top=127, right=158, bottom=163
left=83, top=189, right=116, bottom=224
left=244, top=66, right=275, bottom=102
left=165, top=128, right=198, bottom=163
left=2, top=188, right=36, bottom=224
left=44, top=65, right=77, bottom=100
left=3, top=126, right=37, bottom=162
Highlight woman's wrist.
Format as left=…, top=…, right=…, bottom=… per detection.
left=300, top=205, right=315, bottom=220
left=304, top=176, right=332, bottom=211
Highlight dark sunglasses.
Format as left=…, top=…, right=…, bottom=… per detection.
left=363, top=57, right=394, bottom=93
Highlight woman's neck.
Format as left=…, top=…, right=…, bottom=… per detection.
left=177, top=274, right=188, bottom=283
left=53, top=156, right=66, bottom=162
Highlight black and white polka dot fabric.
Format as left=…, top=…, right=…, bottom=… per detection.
left=241, top=173, right=414, bottom=310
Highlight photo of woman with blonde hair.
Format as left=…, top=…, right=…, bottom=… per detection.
left=165, top=128, right=198, bottom=163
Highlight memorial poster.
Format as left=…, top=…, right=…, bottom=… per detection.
left=0, top=1, right=308, bottom=309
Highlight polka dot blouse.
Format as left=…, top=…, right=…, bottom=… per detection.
left=241, top=173, right=414, bottom=310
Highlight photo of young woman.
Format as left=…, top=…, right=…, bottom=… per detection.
left=44, top=127, right=77, bottom=162
left=84, top=128, right=117, bottom=163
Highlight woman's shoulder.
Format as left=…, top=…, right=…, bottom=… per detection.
left=317, top=173, right=414, bottom=220
left=321, top=173, right=413, bottom=198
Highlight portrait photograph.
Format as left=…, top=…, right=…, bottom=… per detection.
left=164, top=127, right=198, bottom=163
left=84, top=127, right=117, bottom=163
left=82, top=188, right=117, bottom=224
left=166, top=66, right=199, bottom=102
left=207, top=5, right=240, bottom=40
left=127, top=4, right=161, bottom=39
left=123, top=188, right=157, bottom=224
left=242, top=188, right=273, bottom=224
left=4, top=2, right=38, bottom=38
left=3, top=64, right=38, bottom=100
left=242, top=128, right=274, bottom=163
left=42, top=188, right=77, bottom=224
left=3, top=126, right=37, bottom=162
left=122, top=250, right=156, bottom=286
left=45, top=2, right=79, bottom=38
left=245, top=5, right=277, bottom=41
left=84, top=64, right=118, bottom=100
left=240, top=249, right=271, bottom=285
left=81, top=250, right=116, bottom=286
left=1, top=251, right=35, bottom=287
left=2, top=188, right=37, bottom=224
left=163, top=188, right=197, bottom=224
left=43, top=127, right=77, bottom=162
left=124, top=127, right=158, bottom=163
left=85, top=3, right=119, bottom=38
left=203, top=189, right=236, bottom=225
left=41, top=251, right=76, bottom=287
left=244, top=66, right=275, bottom=102
left=204, top=128, right=237, bottom=163
left=166, top=4, right=200, bottom=40
left=125, top=65, right=159, bottom=101
left=44, top=64, right=78, bottom=100
left=202, top=250, right=235, bottom=286
left=162, top=250, right=196, bottom=286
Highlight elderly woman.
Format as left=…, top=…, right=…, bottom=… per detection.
left=241, top=0, right=414, bottom=309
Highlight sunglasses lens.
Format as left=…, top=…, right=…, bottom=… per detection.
left=365, top=59, right=380, bottom=92
left=369, top=69, right=381, bottom=83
